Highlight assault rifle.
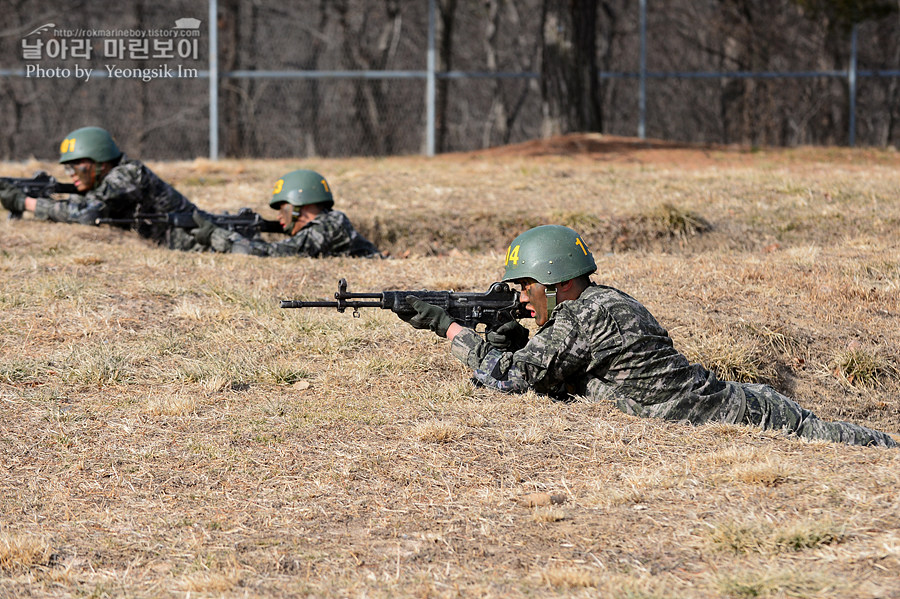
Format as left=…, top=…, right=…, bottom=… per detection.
left=280, top=278, right=528, bottom=331
left=1, top=171, right=80, bottom=198
left=95, top=208, right=284, bottom=238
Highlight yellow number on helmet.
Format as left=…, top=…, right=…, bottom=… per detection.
left=505, top=244, right=521, bottom=266
left=320, top=178, right=330, bottom=193
left=575, top=237, right=589, bottom=256
left=60, top=138, right=76, bottom=154
left=272, top=178, right=284, bottom=195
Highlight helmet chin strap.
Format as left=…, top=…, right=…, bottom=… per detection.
left=545, top=284, right=558, bottom=316
left=286, top=206, right=301, bottom=233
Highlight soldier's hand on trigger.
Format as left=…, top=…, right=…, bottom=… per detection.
left=485, top=320, right=530, bottom=352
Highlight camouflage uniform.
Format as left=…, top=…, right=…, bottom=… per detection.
left=451, top=284, right=896, bottom=447
left=204, top=209, right=380, bottom=258
left=32, top=155, right=198, bottom=249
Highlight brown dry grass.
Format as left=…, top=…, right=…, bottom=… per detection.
left=2, top=135, right=900, bottom=598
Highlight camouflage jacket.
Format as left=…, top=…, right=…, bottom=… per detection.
left=451, top=284, right=746, bottom=425
left=207, top=209, right=380, bottom=258
left=33, top=155, right=196, bottom=244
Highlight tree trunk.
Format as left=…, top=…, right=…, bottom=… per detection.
left=304, top=0, right=332, bottom=156
left=337, top=0, right=403, bottom=156
left=539, top=0, right=602, bottom=137
left=482, top=0, right=507, bottom=147
left=436, top=0, right=458, bottom=153
left=884, top=3, right=900, bottom=145
left=219, top=0, right=240, bottom=157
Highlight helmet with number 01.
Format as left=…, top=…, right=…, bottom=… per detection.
left=269, top=169, right=335, bottom=209
left=502, top=225, right=596, bottom=285
left=59, top=127, right=123, bottom=164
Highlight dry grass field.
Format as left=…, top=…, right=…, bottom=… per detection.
left=2, top=134, right=899, bottom=598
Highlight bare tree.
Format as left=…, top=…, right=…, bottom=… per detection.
left=436, top=0, right=458, bottom=153
left=335, top=0, right=404, bottom=155
left=539, top=0, right=602, bottom=136
left=887, top=1, right=900, bottom=143
left=303, top=0, right=333, bottom=156
left=0, top=0, right=74, bottom=158
left=219, top=0, right=262, bottom=157
left=481, top=0, right=505, bottom=146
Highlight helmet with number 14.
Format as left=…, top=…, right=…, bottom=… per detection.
left=502, top=225, right=596, bottom=321
left=502, top=225, right=596, bottom=285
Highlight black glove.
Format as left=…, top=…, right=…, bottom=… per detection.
left=0, top=181, right=26, bottom=216
left=400, top=296, right=454, bottom=338
left=485, top=320, right=530, bottom=351
left=192, top=210, right=217, bottom=245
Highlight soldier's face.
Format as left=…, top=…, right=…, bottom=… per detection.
left=63, top=159, right=97, bottom=191
left=517, top=279, right=550, bottom=326
left=276, top=203, right=295, bottom=232
left=277, top=203, right=316, bottom=235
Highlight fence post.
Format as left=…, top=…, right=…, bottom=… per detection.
left=849, top=23, right=857, bottom=147
left=426, top=0, right=436, bottom=156
left=209, top=0, right=219, bottom=160
left=638, top=0, right=646, bottom=140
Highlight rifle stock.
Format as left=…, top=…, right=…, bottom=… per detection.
left=280, top=278, right=528, bottom=331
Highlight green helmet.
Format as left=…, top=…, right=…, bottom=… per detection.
left=269, top=169, right=334, bottom=209
left=59, top=126, right=122, bottom=164
left=502, top=225, right=596, bottom=285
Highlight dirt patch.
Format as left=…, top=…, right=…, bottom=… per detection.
left=467, top=132, right=724, bottom=161
left=457, top=132, right=900, bottom=169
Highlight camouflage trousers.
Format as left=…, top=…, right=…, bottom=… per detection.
left=740, top=383, right=897, bottom=448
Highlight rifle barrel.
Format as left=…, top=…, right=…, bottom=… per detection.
left=279, top=299, right=385, bottom=309
left=280, top=300, right=340, bottom=308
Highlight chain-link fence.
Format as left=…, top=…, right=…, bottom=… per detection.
left=1, top=0, right=898, bottom=161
